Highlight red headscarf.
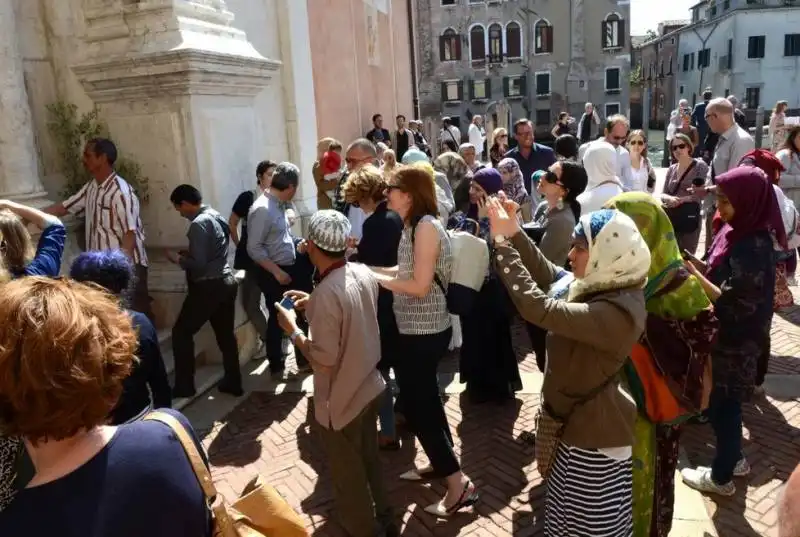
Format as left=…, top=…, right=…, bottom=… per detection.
left=706, top=166, right=787, bottom=271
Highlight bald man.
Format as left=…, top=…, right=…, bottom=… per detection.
left=780, top=463, right=800, bottom=537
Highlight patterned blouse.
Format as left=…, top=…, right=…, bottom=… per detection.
left=663, top=159, right=709, bottom=198
left=393, top=215, right=453, bottom=335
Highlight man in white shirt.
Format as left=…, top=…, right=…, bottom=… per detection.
left=468, top=115, right=485, bottom=161
left=439, top=116, right=462, bottom=153
left=603, top=115, right=635, bottom=191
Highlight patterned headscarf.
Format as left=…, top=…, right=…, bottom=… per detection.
left=568, top=209, right=651, bottom=301
left=496, top=157, right=531, bottom=205
left=604, top=192, right=711, bottom=319
left=434, top=152, right=470, bottom=191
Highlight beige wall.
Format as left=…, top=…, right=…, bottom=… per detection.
left=308, top=0, right=414, bottom=147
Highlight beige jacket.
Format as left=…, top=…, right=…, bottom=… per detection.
left=495, top=231, right=644, bottom=449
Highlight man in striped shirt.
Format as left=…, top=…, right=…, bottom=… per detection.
left=45, top=138, right=153, bottom=320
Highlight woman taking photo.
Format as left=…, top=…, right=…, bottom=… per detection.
left=660, top=133, right=709, bottom=254
left=489, top=128, right=509, bottom=168
left=342, top=165, right=404, bottom=449
left=627, top=130, right=657, bottom=193
left=486, top=197, right=650, bottom=536
left=449, top=168, right=521, bottom=404
left=371, top=167, right=478, bottom=517
left=0, top=199, right=65, bottom=281
left=681, top=167, right=783, bottom=497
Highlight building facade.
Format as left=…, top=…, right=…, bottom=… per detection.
left=413, top=0, right=632, bottom=142
left=675, top=0, right=800, bottom=114
left=633, top=21, right=689, bottom=129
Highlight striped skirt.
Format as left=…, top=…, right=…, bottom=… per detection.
left=544, top=443, right=633, bottom=537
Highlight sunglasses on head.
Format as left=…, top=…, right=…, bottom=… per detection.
left=671, top=143, right=687, bottom=151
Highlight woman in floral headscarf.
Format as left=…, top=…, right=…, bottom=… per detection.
left=605, top=192, right=718, bottom=537
left=496, top=157, right=531, bottom=208
left=434, top=151, right=471, bottom=214
left=487, top=198, right=651, bottom=537
left=682, top=166, right=784, bottom=497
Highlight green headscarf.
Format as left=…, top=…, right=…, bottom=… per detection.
left=604, top=192, right=711, bottom=319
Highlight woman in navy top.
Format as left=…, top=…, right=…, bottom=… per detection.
left=0, top=277, right=209, bottom=536
left=0, top=199, right=65, bottom=279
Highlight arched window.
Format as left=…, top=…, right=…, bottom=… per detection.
left=488, top=23, right=503, bottom=62
left=534, top=19, right=553, bottom=54
left=439, top=28, right=461, bottom=61
left=470, top=25, right=486, bottom=62
left=602, top=13, right=625, bottom=49
left=506, top=22, right=522, bottom=59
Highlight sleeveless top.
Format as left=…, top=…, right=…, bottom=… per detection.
left=393, top=215, right=452, bottom=335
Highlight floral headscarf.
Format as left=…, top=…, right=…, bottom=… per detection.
left=568, top=209, right=651, bottom=301
left=496, top=157, right=531, bottom=206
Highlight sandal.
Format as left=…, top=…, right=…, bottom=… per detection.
left=423, top=481, right=479, bottom=518
left=399, top=466, right=440, bottom=481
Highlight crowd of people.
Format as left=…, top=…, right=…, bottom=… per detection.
left=0, top=94, right=799, bottom=537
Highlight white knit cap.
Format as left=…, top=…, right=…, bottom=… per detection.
left=308, top=210, right=351, bottom=252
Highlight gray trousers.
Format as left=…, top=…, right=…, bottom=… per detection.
left=240, top=270, right=268, bottom=342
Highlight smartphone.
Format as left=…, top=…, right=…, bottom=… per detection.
left=278, top=296, right=295, bottom=310
left=682, top=249, right=701, bottom=263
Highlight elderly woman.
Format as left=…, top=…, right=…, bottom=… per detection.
left=605, top=193, right=717, bottom=537
left=448, top=168, right=521, bottom=404
left=434, top=151, right=471, bottom=214
left=0, top=278, right=210, bottom=536
left=578, top=140, right=625, bottom=215
left=681, top=167, right=783, bottom=497
left=70, top=249, right=172, bottom=424
left=496, top=157, right=532, bottom=209
left=0, top=199, right=65, bottom=281
left=487, top=198, right=650, bottom=536
left=458, top=143, right=483, bottom=172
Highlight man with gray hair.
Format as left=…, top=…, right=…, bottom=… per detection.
left=577, top=102, right=601, bottom=144
left=726, top=95, right=748, bottom=129
left=247, top=161, right=309, bottom=375
left=333, top=139, right=379, bottom=241
left=468, top=115, right=485, bottom=161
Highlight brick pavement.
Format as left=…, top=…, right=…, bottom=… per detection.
left=189, top=293, right=800, bottom=537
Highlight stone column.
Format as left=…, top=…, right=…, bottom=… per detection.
left=0, top=0, right=45, bottom=199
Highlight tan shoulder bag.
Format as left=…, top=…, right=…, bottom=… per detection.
left=144, top=411, right=308, bottom=537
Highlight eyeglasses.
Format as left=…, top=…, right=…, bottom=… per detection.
left=671, top=143, right=687, bottom=151
left=704, top=113, right=718, bottom=120
left=542, top=170, right=564, bottom=187
left=629, top=140, right=645, bottom=146
left=384, top=184, right=402, bottom=194
left=346, top=156, right=372, bottom=166
left=498, top=134, right=508, bottom=139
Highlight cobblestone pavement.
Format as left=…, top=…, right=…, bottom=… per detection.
left=189, top=293, right=800, bottom=537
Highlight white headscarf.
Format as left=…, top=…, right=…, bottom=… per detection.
left=577, top=141, right=624, bottom=215
left=568, top=209, right=651, bottom=301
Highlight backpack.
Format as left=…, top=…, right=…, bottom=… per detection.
left=411, top=217, right=489, bottom=316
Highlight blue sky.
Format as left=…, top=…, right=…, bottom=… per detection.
left=630, top=0, right=698, bottom=35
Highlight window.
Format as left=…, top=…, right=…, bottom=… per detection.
left=470, top=79, right=491, bottom=100
left=468, top=0, right=483, bottom=3
left=605, top=103, right=621, bottom=117
left=602, top=13, right=625, bottom=49
left=745, top=87, right=761, bottom=109
left=605, top=67, right=621, bottom=93
left=659, top=60, right=664, bottom=77
left=506, top=22, right=522, bottom=59
left=535, top=109, right=551, bottom=127
left=488, top=23, right=503, bottom=62
left=690, top=52, right=695, bottom=70
left=679, top=84, right=685, bottom=95
left=697, top=48, right=710, bottom=68
left=469, top=25, right=486, bottom=62
left=710, top=4, right=717, bottom=16
left=748, top=35, right=765, bottom=58
left=534, top=19, right=553, bottom=54
left=441, top=0, right=456, bottom=5
left=683, top=53, right=690, bottom=71
left=785, top=34, right=800, bottom=56
left=441, top=80, right=463, bottom=102
left=723, top=0, right=730, bottom=9
left=659, top=94, right=665, bottom=109
left=535, top=71, right=551, bottom=96
left=439, top=29, right=461, bottom=61
left=667, top=55, right=673, bottom=75
left=504, top=75, right=526, bottom=98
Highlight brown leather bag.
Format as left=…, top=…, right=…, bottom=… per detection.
left=144, top=411, right=308, bottom=537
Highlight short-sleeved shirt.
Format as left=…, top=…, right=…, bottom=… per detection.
left=63, top=173, right=148, bottom=266
left=0, top=409, right=211, bottom=537
left=231, top=190, right=257, bottom=270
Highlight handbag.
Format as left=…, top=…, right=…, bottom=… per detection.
left=664, top=162, right=701, bottom=234
left=143, top=411, right=308, bottom=537
left=532, top=372, right=623, bottom=479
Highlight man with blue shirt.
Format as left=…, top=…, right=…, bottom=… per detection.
left=503, top=119, right=557, bottom=200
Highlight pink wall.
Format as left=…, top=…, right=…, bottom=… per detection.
left=307, top=0, right=414, bottom=147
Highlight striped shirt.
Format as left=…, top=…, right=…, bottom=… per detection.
left=63, top=173, right=148, bottom=266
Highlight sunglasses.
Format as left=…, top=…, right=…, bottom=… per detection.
left=542, top=170, right=564, bottom=187
left=384, top=184, right=402, bottom=194
left=629, top=140, right=645, bottom=146
left=671, top=143, right=687, bottom=151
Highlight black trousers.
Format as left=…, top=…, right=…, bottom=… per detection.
left=393, top=328, right=459, bottom=477
left=172, top=276, right=241, bottom=392
left=128, top=264, right=155, bottom=323
left=252, top=263, right=309, bottom=372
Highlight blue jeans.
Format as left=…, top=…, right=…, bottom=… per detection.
left=378, top=369, right=396, bottom=439
left=709, top=390, right=743, bottom=484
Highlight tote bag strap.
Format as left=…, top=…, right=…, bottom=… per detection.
left=143, top=411, right=218, bottom=501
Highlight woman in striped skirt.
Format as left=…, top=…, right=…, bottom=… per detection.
left=487, top=200, right=651, bottom=536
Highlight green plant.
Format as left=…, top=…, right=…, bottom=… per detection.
left=46, top=102, right=150, bottom=202
left=629, top=64, right=643, bottom=86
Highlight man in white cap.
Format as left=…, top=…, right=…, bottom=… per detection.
left=275, top=210, right=396, bottom=537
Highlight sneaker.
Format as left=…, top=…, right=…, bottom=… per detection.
left=733, top=458, right=751, bottom=477
left=681, top=466, right=736, bottom=496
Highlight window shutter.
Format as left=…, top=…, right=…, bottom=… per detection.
left=485, top=78, right=492, bottom=99
left=519, top=75, right=528, bottom=96
left=618, top=20, right=626, bottom=47
left=503, top=76, right=510, bottom=97
left=546, top=26, right=554, bottom=53
left=601, top=21, right=608, bottom=48
left=439, top=36, right=446, bottom=61
left=441, top=82, right=448, bottom=102
left=469, top=80, right=475, bottom=100
left=457, top=81, right=464, bottom=101
left=455, top=34, right=462, bottom=60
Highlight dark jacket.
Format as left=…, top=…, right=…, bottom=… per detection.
left=504, top=144, right=557, bottom=194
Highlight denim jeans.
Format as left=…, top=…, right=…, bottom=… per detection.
left=377, top=368, right=396, bottom=439
left=708, top=390, right=743, bottom=484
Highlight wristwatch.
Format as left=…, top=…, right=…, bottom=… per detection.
left=493, top=234, right=508, bottom=245
left=289, top=328, right=304, bottom=343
